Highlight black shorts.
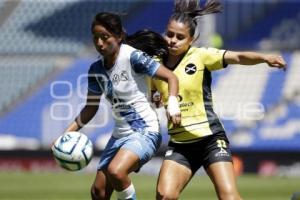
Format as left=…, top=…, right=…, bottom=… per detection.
left=164, top=132, right=232, bottom=174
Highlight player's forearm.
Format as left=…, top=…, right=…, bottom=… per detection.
left=168, top=74, right=179, bottom=97
left=225, top=51, right=268, bottom=65
left=154, top=64, right=179, bottom=96
left=65, top=121, right=81, bottom=132
left=65, top=105, right=99, bottom=132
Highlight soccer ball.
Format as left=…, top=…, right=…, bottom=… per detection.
left=51, top=131, right=93, bottom=171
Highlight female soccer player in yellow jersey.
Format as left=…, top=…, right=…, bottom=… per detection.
left=153, top=1, right=287, bottom=199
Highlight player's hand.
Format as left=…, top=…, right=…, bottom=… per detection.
left=266, top=55, right=287, bottom=71
left=167, top=112, right=181, bottom=127
left=167, top=96, right=181, bottom=127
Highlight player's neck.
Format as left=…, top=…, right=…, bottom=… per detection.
left=166, top=53, right=185, bottom=70
left=104, top=48, right=120, bottom=70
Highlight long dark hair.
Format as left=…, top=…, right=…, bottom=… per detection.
left=174, top=0, right=199, bottom=13
left=125, top=29, right=169, bottom=63
left=170, top=0, right=222, bottom=37
left=91, top=12, right=168, bottom=62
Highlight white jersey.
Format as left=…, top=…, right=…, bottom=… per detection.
left=88, top=44, right=160, bottom=138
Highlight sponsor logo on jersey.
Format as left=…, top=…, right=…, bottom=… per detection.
left=178, top=95, right=183, bottom=102
left=179, top=102, right=194, bottom=108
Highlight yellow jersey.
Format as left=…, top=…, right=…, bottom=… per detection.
left=152, top=47, right=227, bottom=143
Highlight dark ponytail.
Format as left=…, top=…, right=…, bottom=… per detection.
left=174, top=0, right=199, bottom=13
left=171, top=0, right=222, bottom=37
left=187, top=0, right=222, bottom=18
left=125, top=30, right=169, bottom=63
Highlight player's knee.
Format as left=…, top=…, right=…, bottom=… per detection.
left=91, top=185, right=99, bottom=200
left=217, top=185, right=242, bottom=200
left=107, top=165, right=126, bottom=181
left=91, top=184, right=102, bottom=200
left=91, top=184, right=106, bottom=200
left=156, top=189, right=179, bottom=200
left=218, top=194, right=242, bottom=200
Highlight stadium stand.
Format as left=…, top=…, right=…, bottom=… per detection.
left=220, top=1, right=300, bottom=50
left=0, top=0, right=83, bottom=54
left=213, top=54, right=300, bottom=151
left=260, top=11, right=300, bottom=50
left=0, top=0, right=144, bottom=113
left=0, top=0, right=149, bottom=149
left=0, top=56, right=56, bottom=111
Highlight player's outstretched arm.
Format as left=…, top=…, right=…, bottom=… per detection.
left=65, top=91, right=101, bottom=132
left=153, top=64, right=181, bottom=126
left=224, top=51, right=287, bottom=70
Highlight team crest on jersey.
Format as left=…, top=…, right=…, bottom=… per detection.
left=185, top=63, right=197, bottom=75
left=112, top=70, right=129, bottom=85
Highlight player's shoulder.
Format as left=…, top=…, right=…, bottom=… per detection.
left=116, top=44, right=138, bottom=63
left=121, top=43, right=136, bottom=55
left=188, top=46, right=207, bottom=56
left=88, top=59, right=104, bottom=74
left=122, top=44, right=155, bottom=62
left=190, top=46, right=220, bottom=53
left=190, top=46, right=225, bottom=57
left=128, top=46, right=152, bottom=66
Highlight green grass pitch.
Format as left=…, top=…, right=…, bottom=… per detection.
left=0, top=172, right=299, bottom=200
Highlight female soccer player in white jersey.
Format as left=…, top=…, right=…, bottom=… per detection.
left=64, top=12, right=181, bottom=200
left=152, top=1, right=287, bottom=200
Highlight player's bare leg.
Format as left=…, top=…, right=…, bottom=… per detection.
left=106, top=148, right=139, bottom=190
left=91, top=170, right=114, bottom=200
left=156, top=160, right=192, bottom=200
left=107, top=148, right=140, bottom=199
left=206, top=162, right=242, bottom=200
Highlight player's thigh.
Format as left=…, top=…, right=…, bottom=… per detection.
left=122, top=131, right=162, bottom=168
left=108, top=148, right=140, bottom=174
left=109, top=131, right=161, bottom=173
left=206, top=161, right=239, bottom=194
left=157, top=160, right=192, bottom=194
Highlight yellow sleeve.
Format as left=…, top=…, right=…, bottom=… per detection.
left=200, top=47, right=227, bottom=71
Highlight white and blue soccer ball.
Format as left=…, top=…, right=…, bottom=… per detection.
left=51, top=131, right=93, bottom=171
